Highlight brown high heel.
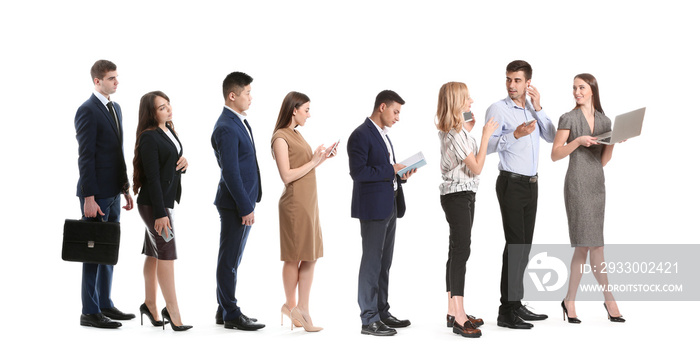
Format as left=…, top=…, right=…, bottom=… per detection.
left=290, top=307, right=322, bottom=332
left=281, top=304, right=302, bottom=327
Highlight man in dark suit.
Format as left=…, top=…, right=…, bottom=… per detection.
left=74, top=59, right=135, bottom=328
left=211, top=72, right=264, bottom=331
left=348, top=90, right=417, bottom=336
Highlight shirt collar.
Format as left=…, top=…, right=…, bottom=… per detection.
left=224, top=105, right=247, bottom=121
left=93, top=90, right=110, bottom=106
left=369, top=117, right=390, bottom=136
left=505, top=96, right=532, bottom=110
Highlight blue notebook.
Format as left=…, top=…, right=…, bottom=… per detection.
left=397, top=151, right=426, bottom=177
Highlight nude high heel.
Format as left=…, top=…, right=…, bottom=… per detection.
left=290, top=307, right=322, bottom=332
left=281, top=304, right=302, bottom=327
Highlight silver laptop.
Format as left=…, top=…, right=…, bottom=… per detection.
left=595, top=107, right=646, bottom=145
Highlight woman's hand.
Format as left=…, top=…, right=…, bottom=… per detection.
left=326, top=141, right=339, bottom=159
left=481, top=116, right=498, bottom=138
left=154, top=216, right=171, bottom=238
left=576, top=136, right=598, bottom=147
left=176, top=156, right=188, bottom=172
left=312, top=145, right=327, bottom=166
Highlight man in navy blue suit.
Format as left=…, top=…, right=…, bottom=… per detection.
left=348, top=90, right=417, bottom=336
left=74, top=59, right=135, bottom=328
left=211, top=72, right=264, bottom=331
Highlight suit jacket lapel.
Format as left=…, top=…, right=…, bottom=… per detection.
left=225, top=109, right=254, bottom=148
left=364, top=118, right=391, bottom=163
left=90, top=94, right=121, bottom=140
left=157, top=127, right=182, bottom=156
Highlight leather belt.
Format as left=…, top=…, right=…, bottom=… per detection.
left=500, top=171, right=538, bottom=183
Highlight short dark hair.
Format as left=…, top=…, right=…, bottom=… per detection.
left=222, top=71, right=253, bottom=100
left=506, top=60, right=532, bottom=80
left=90, top=60, right=117, bottom=81
left=373, top=90, right=405, bottom=111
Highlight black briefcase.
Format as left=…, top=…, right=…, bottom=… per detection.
left=62, top=219, right=121, bottom=265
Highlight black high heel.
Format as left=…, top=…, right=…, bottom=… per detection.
left=161, top=307, right=193, bottom=331
left=561, top=300, right=581, bottom=324
left=140, top=303, right=165, bottom=326
left=603, top=303, right=625, bottom=323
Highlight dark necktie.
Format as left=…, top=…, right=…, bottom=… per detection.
left=243, top=119, right=254, bottom=147
left=106, top=101, right=120, bottom=137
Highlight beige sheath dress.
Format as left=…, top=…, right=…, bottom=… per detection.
left=271, top=128, right=323, bottom=261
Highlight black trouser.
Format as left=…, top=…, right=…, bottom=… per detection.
left=496, top=173, right=538, bottom=315
left=440, top=191, right=476, bottom=297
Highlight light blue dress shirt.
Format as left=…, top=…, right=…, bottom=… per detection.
left=485, top=97, right=556, bottom=176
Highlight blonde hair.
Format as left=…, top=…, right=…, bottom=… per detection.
left=436, top=82, right=469, bottom=133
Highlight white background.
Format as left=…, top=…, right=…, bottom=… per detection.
left=1, top=0, right=696, bottom=357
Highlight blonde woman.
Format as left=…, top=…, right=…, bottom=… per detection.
left=436, top=82, right=497, bottom=338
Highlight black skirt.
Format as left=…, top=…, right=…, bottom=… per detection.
left=138, top=204, right=177, bottom=260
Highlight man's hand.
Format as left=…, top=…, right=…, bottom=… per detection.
left=400, top=168, right=417, bottom=181
left=123, top=192, right=134, bottom=211
left=242, top=211, right=255, bottom=226
left=527, top=85, right=542, bottom=111
left=513, top=120, right=537, bottom=139
left=83, top=196, right=104, bottom=218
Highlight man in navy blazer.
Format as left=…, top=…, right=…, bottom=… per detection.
left=74, top=60, right=134, bottom=328
left=211, top=72, right=264, bottom=331
left=348, top=90, right=417, bottom=336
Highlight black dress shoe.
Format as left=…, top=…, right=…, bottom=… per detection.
left=497, top=313, right=534, bottom=329
left=514, top=305, right=548, bottom=321
left=224, top=314, right=265, bottom=331
left=80, top=313, right=122, bottom=329
left=216, top=308, right=257, bottom=325
left=382, top=315, right=411, bottom=328
left=361, top=320, right=397, bottom=336
left=101, top=307, right=136, bottom=321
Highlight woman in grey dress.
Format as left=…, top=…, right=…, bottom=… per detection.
left=551, top=74, right=625, bottom=323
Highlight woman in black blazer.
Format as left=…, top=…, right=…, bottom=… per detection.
left=133, top=91, right=191, bottom=331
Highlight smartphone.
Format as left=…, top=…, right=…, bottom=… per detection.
left=463, top=111, right=474, bottom=122
left=160, top=227, right=174, bottom=242
left=327, top=139, right=340, bottom=158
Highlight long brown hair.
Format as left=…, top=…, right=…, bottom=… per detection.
left=436, top=82, right=469, bottom=133
left=132, top=91, right=175, bottom=195
left=573, top=73, right=604, bottom=114
left=273, top=91, right=310, bottom=133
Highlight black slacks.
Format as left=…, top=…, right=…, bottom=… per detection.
left=496, top=173, right=537, bottom=314
left=440, top=190, right=476, bottom=297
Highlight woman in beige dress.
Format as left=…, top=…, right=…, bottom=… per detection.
left=271, top=91, right=337, bottom=332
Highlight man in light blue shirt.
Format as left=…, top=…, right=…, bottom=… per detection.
left=485, top=60, right=555, bottom=329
